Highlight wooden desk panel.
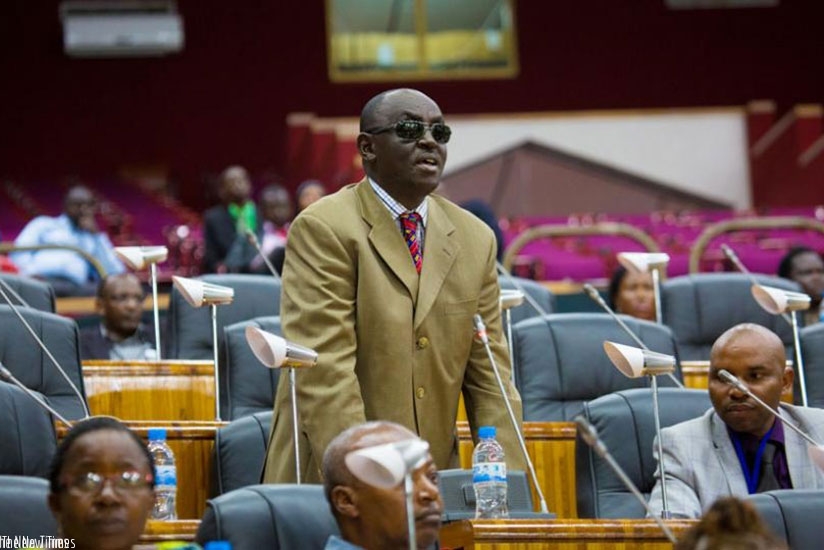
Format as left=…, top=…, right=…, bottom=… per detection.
left=457, top=421, right=578, bottom=519
left=140, top=520, right=200, bottom=544
left=82, top=360, right=216, bottom=421
left=442, top=518, right=696, bottom=550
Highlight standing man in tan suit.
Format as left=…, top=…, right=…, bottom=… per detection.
left=263, top=88, right=524, bottom=483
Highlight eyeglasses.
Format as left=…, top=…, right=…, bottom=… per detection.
left=365, top=120, right=452, bottom=144
left=61, top=471, right=154, bottom=495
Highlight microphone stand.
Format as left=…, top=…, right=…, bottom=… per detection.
left=245, top=229, right=281, bottom=281
left=150, top=261, right=162, bottom=360
left=575, top=416, right=677, bottom=543
left=721, top=244, right=791, bottom=326
left=0, top=284, right=90, bottom=418
left=0, top=278, right=31, bottom=308
left=583, top=284, right=683, bottom=388
left=0, top=364, right=73, bottom=429
left=495, top=261, right=549, bottom=318
left=211, top=304, right=222, bottom=422
left=473, top=314, right=549, bottom=514
left=719, top=369, right=819, bottom=446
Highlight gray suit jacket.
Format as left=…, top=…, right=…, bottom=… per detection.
left=648, top=405, right=824, bottom=518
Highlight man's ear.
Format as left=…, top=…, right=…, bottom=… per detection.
left=357, top=133, right=375, bottom=163
left=782, top=364, right=794, bottom=395
left=94, top=296, right=105, bottom=316
left=330, top=486, right=360, bottom=519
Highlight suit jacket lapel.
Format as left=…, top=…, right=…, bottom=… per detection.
left=710, top=411, right=749, bottom=495
left=414, top=198, right=458, bottom=329
left=357, top=181, right=419, bottom=304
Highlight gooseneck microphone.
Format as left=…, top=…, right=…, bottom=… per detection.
left=0, top=363, right=73, bottom=429
left=582, top=283, right=683, bottom=388
left=245, top=229, right=281, bottom=281
left=721, top=244, right=791, bottom=326
left=0, top=278, right=31, bottom=308
left=473, top=313, right=549, bottom=514
left=0, top=285, right=90, bottom=418
left=718, top=369, right=821, bottom=447
left=574, top=416, right=678, bottom=543
left=495, top=261, right=550, bottom=318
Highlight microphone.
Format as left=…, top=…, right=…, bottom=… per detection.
left=574, top=416, right=677, bottom=543
left=472, top=314, right=549, bottom=514
left=0, top=284, right=90, bottom=418
left=495, top=261, right=550, bottom=318
left=245, top=229, right=281, bottom=281
left=721, top=244, right=791, bottom=325
left=582, top=283, right=683, bottom=388
left=0, top=363, right=73, bottom=429
left=0, top=278, right=31, bottom=308
left=718, top=369, right=822, bottom=447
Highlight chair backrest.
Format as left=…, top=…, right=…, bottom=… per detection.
left=212, top=410, right=272, bottom=496
left=661, top=273, right=800, bottom=361
left=438, top=469, right=549, bottom=521
left=223, top=316, right=282, bottom=419
left=498, top=275, right=555, bottom=326
left=196, top=484, right=339, bottom=550
left=0, top=381, right=58, bottom=478
left=168, top=274, right=281, bottom=418
left=0, top=476, right=58, bottom=538
left=576, top=388, right=711, bottom=518
left=513, top=313, right=682, bottom=421
left=0, top=305, right=87, bottom=420
left=800, top=323, right=824, bottom=408
left=0, top=273, right=55, bottom=312
left=746, top=489, right=824, bottom=548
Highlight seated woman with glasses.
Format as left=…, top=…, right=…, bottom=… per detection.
left=48, top=416, right=155, bottom=550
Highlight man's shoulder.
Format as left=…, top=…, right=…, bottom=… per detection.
left=784, top=404, right=824, bottom=426
left=662, top=408, right=715, bottom=438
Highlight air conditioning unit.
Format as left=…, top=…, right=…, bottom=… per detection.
left=60, top=0, right=184, bottom=58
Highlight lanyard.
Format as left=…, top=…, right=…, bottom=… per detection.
left=730, top=422, right=777, bottom=494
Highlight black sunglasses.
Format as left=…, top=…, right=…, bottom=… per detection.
left=365, top=120, right=452, bottom=144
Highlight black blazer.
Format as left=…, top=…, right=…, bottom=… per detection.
left=202, top=205, right=262, bottom=273
left=79, top=324, right=157, bottom=360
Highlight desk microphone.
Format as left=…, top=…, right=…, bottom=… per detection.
left=720, top=244, right=791, bottom=326
left=245, top=229, right=281, bottom=281
left=574, top=416, right=678, bottom=543
left=473, top=313, right=549, bottom=514
left=582, top=283, right=683, bottom=388
left=718, top=369, right=821, bottom=447
left=495, top=261, right=549, bottom=318
left=0, top=278, right=31, bottom=308
left=0, top=363, right=73, bottom=429
left=0, top=285, right=90, bottom=418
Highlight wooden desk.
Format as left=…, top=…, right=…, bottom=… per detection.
left=441, top=518, right=697, bottom=550
left=57, top=293, right=170, bottom=317
left=458, top=421, right=578, bottom=518
left=682, top=360, right=793, bottom=403
left=58, top=420, right=224, bottom=520
left=141, top=520, right=200, bottom=544
left=83, top=360, right=216, bottom=421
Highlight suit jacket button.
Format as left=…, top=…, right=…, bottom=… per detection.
left=416, top=387, right=426, bottom=399
left=416, top=337, right=429, bottom=350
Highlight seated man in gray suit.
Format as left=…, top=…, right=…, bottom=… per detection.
left=648, top=323, right=824, bottom=518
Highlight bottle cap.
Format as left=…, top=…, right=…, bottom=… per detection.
left=148, top=428, right=167, bottom=442
left=204, top=542, right=232, bottom=550
left=478, top=426, right=496, bottom=439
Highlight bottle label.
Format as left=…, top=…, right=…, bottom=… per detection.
left=155, top=464, right=177, bottom=487
left=473, top=461, right=507, bottom=483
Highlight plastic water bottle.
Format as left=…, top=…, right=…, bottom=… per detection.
left=472, top=425, right=509, bottom=519
left=148, top=428, right=177, bottom=520
left=204, top=543, right=232, bottom=550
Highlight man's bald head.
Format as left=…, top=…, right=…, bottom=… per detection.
left=710, top=323, right=785, bottom=368
left=359, top=88, right=432, bottom=131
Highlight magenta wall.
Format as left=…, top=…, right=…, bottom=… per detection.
left=1, top=0, right=822, bottom=208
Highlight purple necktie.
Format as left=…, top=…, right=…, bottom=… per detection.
left=399, top=212, right=423, bottom=274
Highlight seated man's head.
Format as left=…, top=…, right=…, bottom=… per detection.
left=48, top=417, right=155, bottom=550
left=219, top=165, right=252, bottom=206
left=323, top=421, right=443, bottom=550
left=708, top=324, right=792, bottom=437
left=608, top=266, right=655, bottom=321
left=259, top=184, right=293, bottom=227
left=96, top=274, right=146, bottom=341
left=64, top=185, right=97, bottom=231
left=778, top=247, right=824, bottom=308
left=295, top=179, right=326, bottom=213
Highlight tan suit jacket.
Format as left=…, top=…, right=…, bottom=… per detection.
left=262, top=180, right=524, bottom=483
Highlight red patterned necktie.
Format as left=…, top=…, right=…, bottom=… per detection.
left=399, top=212, right=423, bottom=274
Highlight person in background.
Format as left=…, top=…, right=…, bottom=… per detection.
left=11, top=185, right=125, bottom=297
left=262, top=88, right=524, bottom=483
left=674, top=497, right=786, bottom=550
left=48, top=416, right=155, bottom=550
left=80, top=273, right=156, bottom=361
left=201, top=165, right=260, bottom=273
left=647, top=324, right=824, bottom=518
left=295, top=179, right=327, bottom=214
left=322, top=421, right=442, bottom=550
left=249, top=184, right=293, bottom=275
left=608, top=265, right=655, bottom=321
left=777, top=247, right=824, bottom=325
left=461, top=199, right=504, bottom=263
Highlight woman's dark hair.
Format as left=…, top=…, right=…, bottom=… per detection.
left=777, top=247, right=817, bottom=279
left=49, top=416, right=155, bottom=493
left=607, top=266, right=629, bottom=310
